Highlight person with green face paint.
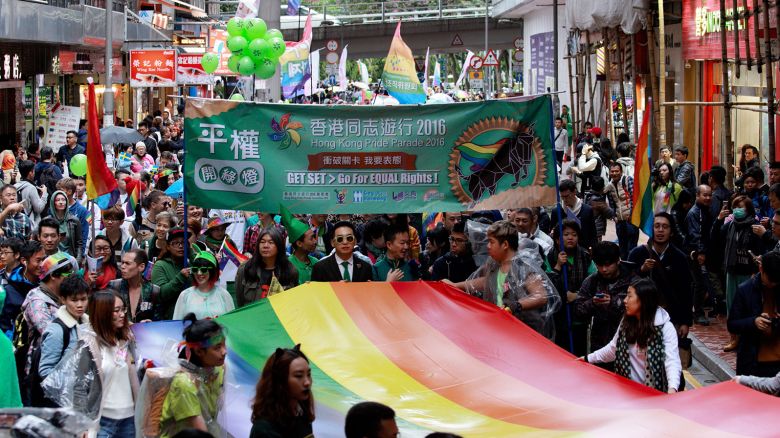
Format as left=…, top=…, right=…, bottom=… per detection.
left=714, top=195, right=766, bottom=352
left=172, top=250, right=234, bottom=320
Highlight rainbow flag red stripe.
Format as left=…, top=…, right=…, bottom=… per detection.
left=133, top=282, right=780, bottom=437
left=631, top=101, right=654, bottom=236
left=85, top=79, right=119, bottom=210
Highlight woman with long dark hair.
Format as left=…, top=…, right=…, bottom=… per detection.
left=584, top=279, right=681, bottom=393
left=250, top=345, right=314, bottom=438
left=652, top=162, right=682, bottom=214
left=235, top=228, right=298, bottom=308
left=44, top=290, right=139, bottom=437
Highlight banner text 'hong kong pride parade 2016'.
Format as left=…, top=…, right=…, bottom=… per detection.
left=184, top=96, right=557, bottom=214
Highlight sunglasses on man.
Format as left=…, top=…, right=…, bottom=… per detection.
left=334, top=234, right=355, bottom=244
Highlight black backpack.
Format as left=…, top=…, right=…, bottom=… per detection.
left=28, top=317, right=70, bottom=407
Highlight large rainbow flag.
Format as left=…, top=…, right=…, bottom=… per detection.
left=133, top=282, right=780, bottom=437
left=85, top=78, right=119, bottom=210
left=631, top=102, right=654, bottom=236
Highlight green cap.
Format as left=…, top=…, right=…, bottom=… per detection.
left=280, top=204, right=311, bottom=244
left=194, top=250, right=218, bottom=268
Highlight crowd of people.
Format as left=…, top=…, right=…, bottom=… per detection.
left=0, top=104, right=777, bottom=437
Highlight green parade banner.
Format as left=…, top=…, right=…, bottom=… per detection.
left=184, top=96, right=558, bottom=213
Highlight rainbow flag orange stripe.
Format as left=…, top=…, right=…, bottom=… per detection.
left=631, top=102, right=654, bottom=236
left=85, top=80, right=119, bottom=210
left=133, top=282, right=780, bottom=437
left=124, top=177, right=144, bottom=217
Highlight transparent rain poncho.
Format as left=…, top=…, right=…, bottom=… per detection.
left=0, top=408, right=93, bottom=437
left=134, top=343, right=227, bottom=438
left=464, top=220, right=561, bottom=340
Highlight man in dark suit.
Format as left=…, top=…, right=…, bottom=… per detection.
left=550, top=179, right=598, bottom=251
left=311, top=221, right=373, bottom=282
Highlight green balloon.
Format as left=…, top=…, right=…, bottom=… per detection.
left=265, top=28, right=283, bottom=41
left=230, top=94, right=245, bottom=101
left=245, top=18, right=267, bottom=40
left=69, top=154, right=87, bottom=177
left=227, top=17, right=245, bottom=37
left=268, top=37, right=286, bottom=58
left=247, top=38, right=271, bottom=62
left=254, top=57, right=276, bottom=79
left=227, top=54, right=241, bottom=73
left=237, top=56, right=256, bottom=76
left=227, top=36, right=248, bottom=54
left=200, top=53, right=219, bottom=74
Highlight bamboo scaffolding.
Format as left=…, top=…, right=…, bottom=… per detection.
left=657, top=0, right=667, bottom=145
left=585, top=31, right=595, bottom=125
left=721, top=0, right=735, bottom=184
left=734, top=0, right=741, bottom=77
left=743, top=0, right=752, bottom=69
left=604, top=28, right=614, bottom=141
left=761, top=0, right=775, bottom=160
left=617, top=31, right=629, bottom=139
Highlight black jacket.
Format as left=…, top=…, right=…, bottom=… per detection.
left=627, top=243, right=694, bottom=326
left=683, top=203, right=714, bottom=257
left=310, top=254, right=373, bottom=282
left=574, top=264, right=638, bottom=351
left=550, top=203, right=598, bottom=251
left=430, top=251, right=478, bottom=283
left=728, top=275, right=780, bottom=376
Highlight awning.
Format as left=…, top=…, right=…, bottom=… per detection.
left=565, top=0, right=648, bottom=34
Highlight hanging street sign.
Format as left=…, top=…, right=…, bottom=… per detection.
left=451, top=34, right=464, bottom=46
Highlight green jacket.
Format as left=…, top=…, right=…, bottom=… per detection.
left=372, top=256, right=420, bottom=282
left=151, top=257, right=188, bottom=320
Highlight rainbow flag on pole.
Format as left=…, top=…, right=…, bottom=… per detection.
left=631, top=101, right=654, bottom=236
left=124, top=177, right=145, bottom=217
left=218, top=238, right=248, bottom=270
left=133, top=282, right=780, bottom=437
left=85, top=78, right=119, bottom=210
left=381, top=22, right=426, bottom=104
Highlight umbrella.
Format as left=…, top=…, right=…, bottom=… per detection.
left=427, top=93, right=454, bottom=104
left=100, top=126, right=143, bottom=144
left=372, top=95, right=399, bottom=106
left=165, top=177, right=183, bottom=199
left=352, top=81, right=369, bottom=90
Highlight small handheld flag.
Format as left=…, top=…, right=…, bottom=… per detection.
left=219, top=238, right=249, bottom=270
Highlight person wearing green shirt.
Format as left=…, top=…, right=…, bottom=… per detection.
left=372, top=224, right=421, bottom=282
left=280, top=204, right=319, bottom=284
left=0, top=331, right=21, bottom=408
left=561, top=105, right=573, bottom=144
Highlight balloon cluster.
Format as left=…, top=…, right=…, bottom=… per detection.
left=200, top=17, right=286, bottom=79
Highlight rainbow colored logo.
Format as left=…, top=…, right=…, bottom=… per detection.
left=268, top=113, right=303, bottom=150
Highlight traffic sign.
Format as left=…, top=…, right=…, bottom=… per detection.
left=469, top=56, right=483, bottom=70
left=325, top=51, right=339, bottom=64
left=451, top=34, right=464, bottom=46
left=513, top=37, right=522, bottom=50
left=326, top=39, right=339, bottom=52
left=513, top=50, right=523, bottom=62
left=483, top=49, right=499, bottom=66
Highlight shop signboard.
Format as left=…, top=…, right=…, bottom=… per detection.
left=177, top=53, right=213, bottom=85
left=530, top=32, right=554, bottom=94
left=208, top=29, right=232, bottom=75
left=682, top=0, right=776, bottom=60
left=45, top=104, right=81, bottom=152
left=129, top=50, right=176, bottom=87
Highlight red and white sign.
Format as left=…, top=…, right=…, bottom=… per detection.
left=451, top=34, right=464, bottom=46
left=682, top=0, right=776, bottom=60
left=483, top=50, right=499, bottom=66
left=130, top=50, right=176, bottom=87
left=208, top=29, right=233, bottom=75
left=326, top=39, right=339, bottom=52
left=469, top=56, right=483, bottom=70
left=176, top=54, right=213, bottom=85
